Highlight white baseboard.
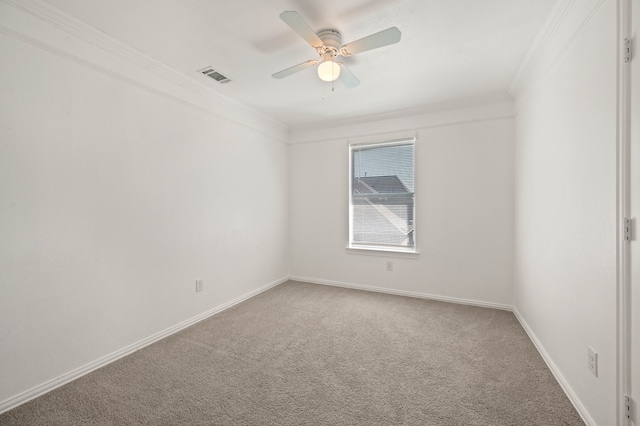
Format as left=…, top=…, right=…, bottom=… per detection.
left=289, top=275, right=513, bottom=311
left=0, top=276, right=288, bottom=415
left=512, top=308, right=595, bottom=426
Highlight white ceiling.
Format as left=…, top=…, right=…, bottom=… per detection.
left=43, top=0, right=558, bottom=128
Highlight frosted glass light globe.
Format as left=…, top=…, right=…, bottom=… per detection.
left=317, top=60, right=341, bottom=82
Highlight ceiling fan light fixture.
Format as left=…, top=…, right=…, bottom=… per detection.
left=274, top=11, right=400, bottom=88
left=317, top=60, right=340, bottom=82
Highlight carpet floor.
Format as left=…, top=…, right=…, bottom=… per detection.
left=0, top=280, right=584, bottom=425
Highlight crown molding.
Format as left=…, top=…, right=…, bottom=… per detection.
left=0, top=0, right=288, bottom=142
left=509, top=0, right=577, bottom=95
left=509, top=0, right=607, bottom=108
left=291, top=93, right=513, bottom=133
left=289, top=94, right=515, bottom=145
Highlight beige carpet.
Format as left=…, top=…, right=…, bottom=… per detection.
left=0, top=280, right=584, bottom=425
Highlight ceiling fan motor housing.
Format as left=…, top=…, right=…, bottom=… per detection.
left=317, top=29, right=342, bottom=58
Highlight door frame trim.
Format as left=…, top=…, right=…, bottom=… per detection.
left=617, top=0, right=631, bottom=424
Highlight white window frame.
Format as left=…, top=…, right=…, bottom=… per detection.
left=348, top=138, right=417, bottom=254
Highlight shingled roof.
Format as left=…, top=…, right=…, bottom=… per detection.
left=353, top=175, right=409, bottom=194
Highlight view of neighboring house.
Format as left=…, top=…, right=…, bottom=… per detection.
left=352, top=175, right=414, bottom=247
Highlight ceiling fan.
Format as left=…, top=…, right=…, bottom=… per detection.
left=272, top=11, right=401, bottom=88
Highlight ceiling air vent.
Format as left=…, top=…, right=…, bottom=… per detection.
left=199, top=67, right=231, bottom=84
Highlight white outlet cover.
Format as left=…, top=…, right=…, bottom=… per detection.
left=587, top=346, right=597, bottom=377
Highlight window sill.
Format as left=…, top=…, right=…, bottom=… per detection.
left=346, top=245, right=420, bottom=258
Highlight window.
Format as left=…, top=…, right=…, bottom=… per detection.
left=349, top=139, right=415, bottom=252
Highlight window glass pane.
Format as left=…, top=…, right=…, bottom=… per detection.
left=351, top=142, right=415, bottom=249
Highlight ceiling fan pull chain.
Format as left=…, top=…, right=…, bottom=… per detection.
left=332, top=61, right=336, bottom=92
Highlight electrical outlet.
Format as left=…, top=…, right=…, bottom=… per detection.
left=587, top=346, right=597, bottom=377
left=195, top=279, right=204, bottom=293
left=386, top=261, right=393, bottom=271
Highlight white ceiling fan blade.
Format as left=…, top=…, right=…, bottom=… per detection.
left=272, top=60, right=318, bottom=79
left=340, top=27, right=401, bottom=56
left=280, top=11, right=324, bottom=49
left=337, top=62, right=360, bottom=88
